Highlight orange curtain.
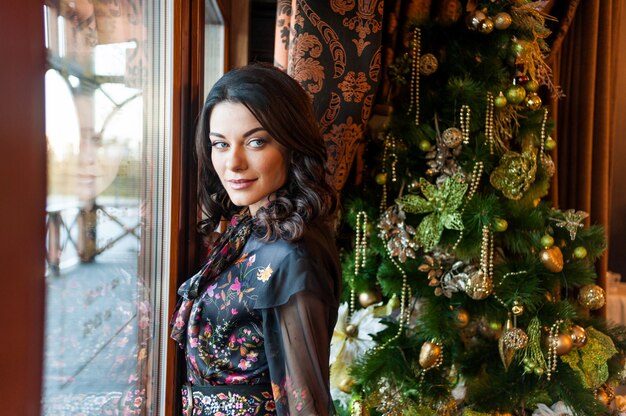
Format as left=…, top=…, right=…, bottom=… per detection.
left=551, top=0, right=623, bottom=292
left=274, top=0, right=385, bottom=192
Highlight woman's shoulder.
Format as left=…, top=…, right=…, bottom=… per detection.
left=249, top=222, right=341, bottom=309
left=251, top=221, right=338, bottom=263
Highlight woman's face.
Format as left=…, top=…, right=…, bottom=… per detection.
left=209, top=101, right=288, bottom=216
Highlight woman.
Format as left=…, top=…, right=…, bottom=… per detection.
left=171, top=63, right=340, bottom=416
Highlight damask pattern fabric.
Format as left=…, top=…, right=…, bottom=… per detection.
left=275, top=0, right=385, bottom=191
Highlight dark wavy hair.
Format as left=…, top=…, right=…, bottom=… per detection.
left=196, top=63, right=337, bottom=242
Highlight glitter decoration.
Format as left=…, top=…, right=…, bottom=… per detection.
left=550, top=208, right=589, bottom=240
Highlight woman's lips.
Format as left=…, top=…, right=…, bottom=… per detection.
left=228, top=179, right=256, bottom=190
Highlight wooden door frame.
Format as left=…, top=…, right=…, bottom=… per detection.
left=0, top=2, right=47, bottom=415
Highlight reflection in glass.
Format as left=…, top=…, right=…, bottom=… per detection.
left=43, top=1, right=169, bottom=414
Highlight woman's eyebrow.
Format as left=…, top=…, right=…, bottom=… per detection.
left=209, top=127, right=266, bottom=139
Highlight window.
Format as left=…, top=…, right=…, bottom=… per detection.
left=42, top=1, right=172, bottom=414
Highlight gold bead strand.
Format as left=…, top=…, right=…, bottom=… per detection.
left=379, top=134, right=392, bottom=214
left=407, top=27, right=421, bottom=126
left=351, top=211, right=368, bottom=316
left=546, top=319, right=563, bottom=381
left=390, top=135, right=397, bottom=183
left=373, top=245, right=409, bottom=353
left=460, top=105, right=471, bottom=144
left=539, top=107, right=549, bottom=164
left=485, top=93, right=495, bottom=154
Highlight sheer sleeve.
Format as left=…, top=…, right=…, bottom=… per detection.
left=261, top=291, right=336, bottom=416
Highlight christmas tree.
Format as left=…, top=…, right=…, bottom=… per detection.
left=330, top=1, right=626, bottom=415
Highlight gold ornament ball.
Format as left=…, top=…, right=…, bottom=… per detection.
left=375, top=172, right=387, bottom=185
left=544, top=137, right=557, bottom=151
left=442, top=127, right=464, bottom=148
left=573, top=246, right=588, bottom=259
left=345, top=323, right=359, bottom=338
left=456, top=308, right=470, bottom=328
left=478, top=17, right=495, bottom=34
left=465, top=270, right=493, bottom=300
left=494, top=92, right=508, bottom=108
left=465, top=10, right=486, bottom=31
left=578, top=284, right=606, bottom=310
left=534, top=366, right=544, bottom=376
left=505, top=85, right=526, bottom=105
left=419, top=53, right=439, bottom=75
left=359, top=290, right=382, bottom=308
left=570, top=325, right=588, bottom=348
left=512, top=300, right=524, bottom=316
left=338, top=377, right=354, bottom=394
left=555, top=333, right=573, bottom=356
left=540, top=246, right=564, bottom=273
left=494, top=12, right=512, bottom=30
left=419, top=341, right=442, bottom=369
left=525, top=92, right=542, bottom=110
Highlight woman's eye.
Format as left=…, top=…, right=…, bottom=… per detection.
left=248, top=138, right=266, bottom=148
left=211, top=141, right=228, bottom=149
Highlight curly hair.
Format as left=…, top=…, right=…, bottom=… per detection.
left=195, top=63, right=337, bottom=242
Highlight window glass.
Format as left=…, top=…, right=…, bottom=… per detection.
left=42, top=1, right=171, bottom=414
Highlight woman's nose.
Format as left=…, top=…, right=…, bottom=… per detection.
left=225, top=146, right=246, bottom=171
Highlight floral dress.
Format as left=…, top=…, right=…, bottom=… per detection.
left=172, top=219, right=340, bottom=416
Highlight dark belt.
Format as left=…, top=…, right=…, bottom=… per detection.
left=182, top=382, right=276, bottom=415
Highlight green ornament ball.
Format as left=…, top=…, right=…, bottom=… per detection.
left=541, top=234, right=554, bottom=248
left=494, top=92, right=508, bottom=108
left=545, top=137, right=557, bottom=151
left=533, top=367, right=544, bottom=376
left=489, top=321, right=502, bottom=331
left=574, top=246, right=588, bottom=259
left=494, top=218, right=509, bottom=232
left=419, top=139, right=432, bottom=152
left=505, top=85, right=526, bottom=105
left=375, top=172, right=387, bottom=185
left=511, top=41, right=525, bottom=56
left=524, top=79, right=540, bottom=92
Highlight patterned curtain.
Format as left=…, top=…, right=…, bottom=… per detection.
left=274, top=0, right=385, bottom=192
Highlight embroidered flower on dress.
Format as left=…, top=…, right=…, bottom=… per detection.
left=256, top=264, right=273, bottom=282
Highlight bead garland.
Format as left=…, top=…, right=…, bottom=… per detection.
left=452, top=161, right=484, bottom=250
left=546, top=319, right=563, bottom=380
left=485, top=93, right=495, bottom=154
left=492, top=270, right=529, bottom=308
left=351, top=211, right=368, bottom=315
left=480, top=225, right=494, bottom=281
left=408, top=27, right=422, bottom=126
left=372, top=245, right=410, bottom=353
left=539, top=107, right=548, bottom=162
left=379, top=134, right=397, bottom=212
left=460, top=105, right=471, bottom=144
